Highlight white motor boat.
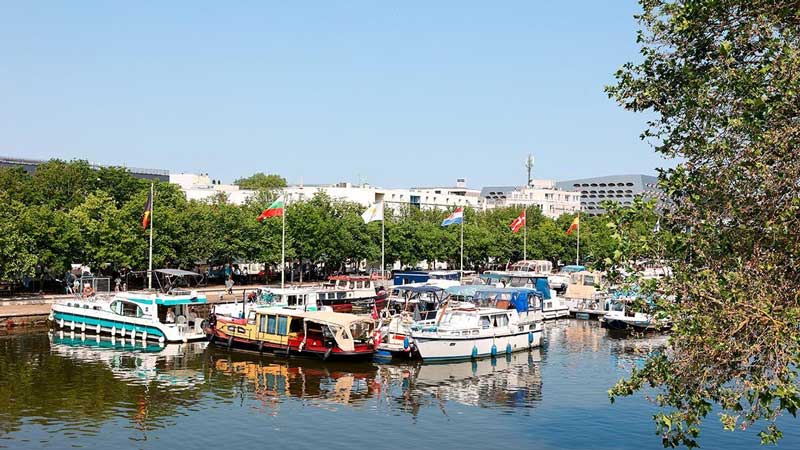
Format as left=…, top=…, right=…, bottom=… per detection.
left=480, top=272, right=570, bottom=319
left=50, top=269, right=209, bottom=343
left=375, top=284, right=449, bottom=358
left=213, top=286, right=323, bottom=319
left=410, top=288, right=544, bottom=361
left=599, top=295, right=671, bottom=331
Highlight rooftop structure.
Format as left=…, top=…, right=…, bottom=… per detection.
left=480, top=179, right=581, bottom=219
left=555, top=174, right=661, bottom=215
left=0, top=156, right=170, bottom=181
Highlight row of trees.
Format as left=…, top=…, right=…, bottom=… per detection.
left=0, top=160, right=630, bottom=285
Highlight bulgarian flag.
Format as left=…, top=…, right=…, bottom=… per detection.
left=257, top=196, right=284, bottom=222
left=566, top=215, right=580, bottom=236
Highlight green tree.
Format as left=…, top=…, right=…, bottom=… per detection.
left=0, top=194, right=36, bottom=281
left=606, top=1, right=800, bottom=446
left=233, top=173, right=287, bottom=190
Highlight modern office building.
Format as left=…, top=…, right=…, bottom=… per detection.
left=480, top=179, right=582, bottom=219
left=556, top=174, right=661, bottom=215
left=0, top=156, right=169, bottom=181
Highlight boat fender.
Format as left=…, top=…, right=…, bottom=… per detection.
left=323, top=347, right=333, bottom=361
left=227, top=336, right=234, bottom=349
left=471, top=346, right=478, bottom=359
left=403, top=337, right=410, bottom=351
left=258, top=341, right=264, bottom=353
left=208, top=333, right=216, bottom=344
left=528, top=331, right=534, bottom=344
left=506, top=343, right=512, bottom=354
left=491, top=344, right=497, bottom=357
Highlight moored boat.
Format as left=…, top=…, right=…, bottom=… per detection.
left=410, top=287, right=544, bottom=361
left=316, top=275, right=388, bottom=313
left=375, top=284, right=449, bottom=358
left=480, top=272, right=570, bottom=319
left=49, top=269, right=208, bottom=343
left=599, top=294, right=671, bottom=332
left=206, top=307, right=377, bottom=360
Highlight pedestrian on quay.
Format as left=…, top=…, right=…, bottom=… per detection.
left=225, top=275, right=234, bottom=295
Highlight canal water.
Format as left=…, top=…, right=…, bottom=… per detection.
left=1, top=320, right=797, bottom=449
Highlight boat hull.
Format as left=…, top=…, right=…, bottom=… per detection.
left=207, top=326, right=375, bottom=361
left=51, top=306, right=206, bottom=343
left=412, top=328, right=543, bottom=362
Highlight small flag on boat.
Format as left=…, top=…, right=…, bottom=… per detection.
left=510, top=210, right=526, bottom=233
left=257, top=196, right=284, bottom=221
left=361, top=201, right=384, bottom=224
left=441, top=207, right=464, bottom=227
left=141, top=191, right=152, bottom=229
left=566, top=215, right=579, bottom=236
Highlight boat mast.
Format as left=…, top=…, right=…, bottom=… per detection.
left=575, top=210, right=580, bottom=266
left=460, top=211, right=464, bottom=281
left=381, top=202, right=385, bottom=280
left=281, top=190, right=286, bottom=290
left=148, top=182, right=154, bottom=290
left=523, top=207, right=527, bottom=261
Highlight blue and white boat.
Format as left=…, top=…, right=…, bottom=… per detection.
left=410, top=287, right=544, bottom=361
left=49, top=269, right=208, bottom=343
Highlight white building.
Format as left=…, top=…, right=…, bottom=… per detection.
left=480, top=180, right=581, bottom=219
left=286, top=179, right=481, bottom=211
left=171, top=173, right=482, bottom=211
left=169, top=173, right=256, bottom=205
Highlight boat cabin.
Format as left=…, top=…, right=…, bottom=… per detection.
left=564, top=270, right=605, bottom=300
left=508, top=260, right=553, bottom=274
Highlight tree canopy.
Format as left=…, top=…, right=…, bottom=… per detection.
left=233, top=172, right=287, bottom=191
left=606, top=0, right=800, bottom=447
left=0, top=160, right=635, bottom=285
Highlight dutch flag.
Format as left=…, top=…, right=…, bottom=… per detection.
left=441, top=207, right=464, bottom=227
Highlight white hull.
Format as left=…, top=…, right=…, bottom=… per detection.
left=51, top=303, right=206, bottom=343
left=542, top=306, right=570, bottom=320
left=413, top=322, right=543, bottom=361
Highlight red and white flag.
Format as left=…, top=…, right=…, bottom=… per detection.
left=510, top=210, right=526, bottom=233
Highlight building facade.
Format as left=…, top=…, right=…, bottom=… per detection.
left=555, top=174, right=660, bottom=215
left=1, top=156, right=170, bottom=181
left=170, top=174, right=482, bottom=211
left=480, top=180, right=581, bottom=219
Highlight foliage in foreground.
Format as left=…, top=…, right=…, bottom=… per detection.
left=606, top=0, right=800, bottom=447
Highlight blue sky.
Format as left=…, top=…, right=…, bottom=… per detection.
left=0, top=1, right=666, bottom=188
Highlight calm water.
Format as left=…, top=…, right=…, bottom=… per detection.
left=1, top=320, right=797, bottom=449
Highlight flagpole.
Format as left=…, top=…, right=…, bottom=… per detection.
left=281, top=191, right=286, bottom=289
left=148, top=182, right=154, bottom=290
left=460, top=213, right=464, bottom=281
left=523, top=208, right=527, bottom=260
left=576, top=210, right=580, bottom=266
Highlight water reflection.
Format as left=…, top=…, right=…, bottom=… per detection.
left=49, top=331, right=208, bottom=388
left=207, top=347, right=543, bottom=417
left=1, top=322, right=710, bottom=450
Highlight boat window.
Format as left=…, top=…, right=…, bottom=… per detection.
left=317, top=293, right=325, bottom=301
left=267, top=315, right=277, bottom=334
left=277, top=316, right=288, bottom=335
left=492, top=315, right=509, bottom=327
left=337, top=292, right=347, bottom=299
left=120, top=301, right=142, bottom=318
left=289, top=318, right=303, bottom=333
left=259, top=315, right=267, bottom=333
left=583, top=275, right=595, bottom=286
left=287, top=295, right=298, bottom=306
left=480, top=315, right=491, bottom=328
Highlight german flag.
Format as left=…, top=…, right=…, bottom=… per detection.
left=142, top=191, right=152, bottom=229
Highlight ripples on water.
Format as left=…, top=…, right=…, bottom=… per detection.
left=0, top=321, right=796, bottom=449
